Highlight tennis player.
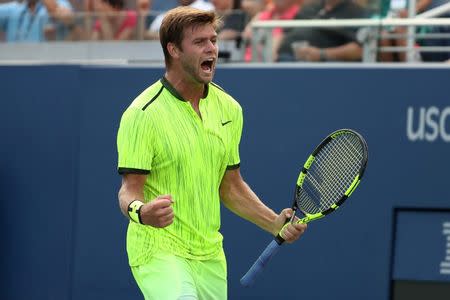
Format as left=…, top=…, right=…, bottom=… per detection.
left=116, top=6, right=307, bottom=299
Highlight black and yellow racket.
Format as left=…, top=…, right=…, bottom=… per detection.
left=240, top=129, right=368, bottom=287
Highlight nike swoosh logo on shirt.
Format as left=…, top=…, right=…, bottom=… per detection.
left=222, top=120, right=232, bottom=126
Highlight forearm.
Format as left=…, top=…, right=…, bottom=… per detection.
left=417, top=0, right=432, bottom=13
left=220, top=169, right=307, bottom=243
left=118, top=179, right=145, bottom=218
left=220, top=176, right=278, bottom=236
left=118, top=175, right=174, bottom=227
left=324, top=42, right=362, bottom=61
left=117, top=28, right=133, bottom=40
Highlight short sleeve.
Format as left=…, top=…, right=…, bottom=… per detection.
left=0, top=2, right=19, bottom=34
left=117, top=108, right=155, bottom=174
left=227, top=106, right=243, bottom=169
left=0, top=2, right=15, bottom=22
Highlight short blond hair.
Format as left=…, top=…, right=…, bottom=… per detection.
left=159, top=6, right=222, bottom=67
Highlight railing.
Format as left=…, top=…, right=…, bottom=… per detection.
left=0, top=10, right=244, bottom=63
left=1, top=6, right=450, bottom=63
left=416, top=2, right=450, bottom=19
left=250, top=1, right=450, bottom=63
left=250, top=18, right=450, bottom=63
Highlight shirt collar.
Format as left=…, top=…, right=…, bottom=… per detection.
left=160, top=76, right=209, bottom=102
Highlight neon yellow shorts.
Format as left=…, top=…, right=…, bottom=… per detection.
left=131, top=249, right=227, bottom=300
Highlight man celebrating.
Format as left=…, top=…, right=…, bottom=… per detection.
left=117, top=6, right=307, bottom=299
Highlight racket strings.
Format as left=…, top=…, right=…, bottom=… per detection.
left=297, top=134, right=364, bottom=214
left=321, top=136, right=361, bottom=186
left=307, top=135, right=362, bottom=209
left=311, top=135, right=362, bottom=206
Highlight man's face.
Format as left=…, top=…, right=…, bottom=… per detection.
left=176, top=23, right=218, bottom=85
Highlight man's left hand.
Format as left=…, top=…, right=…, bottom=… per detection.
left=273, top=208, right=307, bottom=243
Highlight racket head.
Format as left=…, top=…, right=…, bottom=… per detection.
left=295, top=129, right=368, bottom=223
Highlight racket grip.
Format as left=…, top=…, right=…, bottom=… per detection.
left=240, top=239, right=282, bottom=287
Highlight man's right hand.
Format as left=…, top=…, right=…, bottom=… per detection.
left=140, top=195, right=174, bottom=228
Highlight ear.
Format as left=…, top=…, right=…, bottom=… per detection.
left=167, top=42, right=181, bottom=60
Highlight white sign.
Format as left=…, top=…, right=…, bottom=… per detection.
left=440, top=222, right=450, bottom=275
left=407, top=106, right=450, bottom=142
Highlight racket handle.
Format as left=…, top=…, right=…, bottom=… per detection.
left=240, top=239, right=283, bottom=287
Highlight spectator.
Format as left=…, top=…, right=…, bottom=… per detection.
left=145, top=0, right=214, bottom=39
left=0, top=0, right=73, bottom=42
left=378, top=0, right=432, bottom=62
left=91, top=0, right=137, bottom=40
left=277, top=0, right=369, bottom=62
left=59, top=0, right=93, bottom=41
left=135, top=0, right=154, bottom=40
left=419, top=0, right=450, bottom=62
left=242, top=0, right=302, bottom=62
left=212, top=0, right=247, bottom=41
left=379, top=0, right=450, bottom=62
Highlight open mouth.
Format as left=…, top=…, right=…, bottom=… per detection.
left=201, top=59, right=214, bottom=73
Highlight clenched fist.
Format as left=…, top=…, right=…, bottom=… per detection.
left=140, top=195, right=175, bottom=228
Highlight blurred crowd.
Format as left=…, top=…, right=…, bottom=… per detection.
left=0, top=0, right=449, bottom=62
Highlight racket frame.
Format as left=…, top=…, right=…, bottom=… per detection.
left=276, top=129, right=368, bottom=244
left=241, top=129, right=368, bottom=287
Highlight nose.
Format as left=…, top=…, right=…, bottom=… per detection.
left=205, top=40, right=217, bottom=53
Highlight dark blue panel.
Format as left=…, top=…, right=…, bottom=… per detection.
left=70, top=66, right=164, bottom=300
left=0, top=65, right=80, bottom=300
left=393, top=209, right=450, bottom=282
left=214, top=67, right=450, bottom=300
left=1, top=65, right=450, bottom=300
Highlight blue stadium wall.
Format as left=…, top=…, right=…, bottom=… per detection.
left=1, top=65, right=449, bottom=300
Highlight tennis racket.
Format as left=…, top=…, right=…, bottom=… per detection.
left=240, top=128, right=368, bottom=287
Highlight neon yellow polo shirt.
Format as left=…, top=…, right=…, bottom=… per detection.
left=117, top=77, right=243, bottom=266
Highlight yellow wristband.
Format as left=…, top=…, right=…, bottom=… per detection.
left=128, top=200, right=144, bottom=224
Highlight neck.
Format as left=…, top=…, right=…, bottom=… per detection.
left=165, top=71, right=205, bottom=105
